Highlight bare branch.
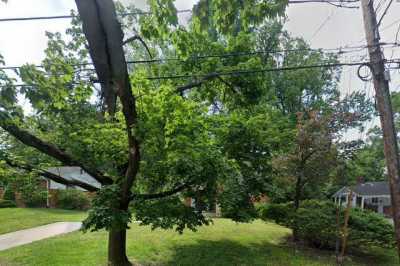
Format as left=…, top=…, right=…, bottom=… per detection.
left=0, top=111, right=113, bottom=185
left=177, top=73, right=220, bottom=94
left=123, top=35, right=153, bottom=59
left=2, top=155, right=99, bottom=192
left=132, top=182, right=192, bottom=201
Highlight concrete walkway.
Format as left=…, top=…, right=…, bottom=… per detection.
left=0, top=222, right=82, bottom=251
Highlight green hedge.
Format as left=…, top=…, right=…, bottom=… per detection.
left=259, top=200, right=395, bottom=250
left=0, top=199, right=17, bottom=208
left=57, top=189, right=91, bottom=210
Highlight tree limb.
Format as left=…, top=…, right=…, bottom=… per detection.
left=123, top=35, right=153, bottom=59
left=177, top=73, right=220, bottom=94
left=131, top=182, right=192, bottom=201
left=2, top=155, right=99, bottom=192
left=74, top=0, right=117, bottom=116
left=0, top=111, right=113, bottom=185
left=76, top=0, right=141, bottom=205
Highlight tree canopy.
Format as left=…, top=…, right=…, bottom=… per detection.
left=0, top=1, right=375, bottom=265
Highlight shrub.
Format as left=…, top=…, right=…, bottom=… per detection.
left=0, top=199, right=17, bottom=208
left=3, top=187, right=15, bottom=201
left=57, top=189, right=91, bottom=210
left=23, top=191, right=47, bottom=208
left=260, top=200, right=395, bottom=250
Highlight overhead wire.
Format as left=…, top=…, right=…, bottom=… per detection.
left=1, top=59, right=399, bottom=89
left=0, top=10, right=193, bottom=22
left=0, top=1, right=362, bottom=23
left=310, top=9, right=337, bottom=40
left=1, top=43, right=399, bottom=72
left=377, top=0, right=394, bottom=29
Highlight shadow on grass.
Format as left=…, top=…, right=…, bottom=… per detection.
left=161, top=239, right=397, bottom=266
left=163, top=239, right=303, bottom=266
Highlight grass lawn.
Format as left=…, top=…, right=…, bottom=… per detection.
left=0, top=208, right=397, bottom=266
left=0, top=208, right=86, bottom=235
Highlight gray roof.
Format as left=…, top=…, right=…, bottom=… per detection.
left=333, top=181, right=390, bottom=197
left=46, top=166, right=101, bottom=191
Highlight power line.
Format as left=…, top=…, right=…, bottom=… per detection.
left=381, top=18, right=400, bottom=32
left=377, top=0, right=394, bottom=28
left=0, top=10, right=192, bottom=22
left=2, top=59, right=399, bottom=88
left=395, top=23, right=400, bottom=44
left=311, top=9, right=337, bottom=40
left=0, top=1, right=362, bottom=23
left=145, top=59, right=400, bottom=80
left=1, top=43, right=399, bottom=72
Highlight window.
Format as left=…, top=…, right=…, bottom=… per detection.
left=340, top=196, right=346, bottom=202
left=372, top=197, right=379, bottom=204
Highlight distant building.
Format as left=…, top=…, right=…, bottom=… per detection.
left=45, top=166, right=101, bottom=191
left=332, top=181, right=392, bottom=217
left=44, top=166, right=101, bottom=208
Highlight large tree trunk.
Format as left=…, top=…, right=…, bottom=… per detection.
left=108, top=228, right=132, bottom=266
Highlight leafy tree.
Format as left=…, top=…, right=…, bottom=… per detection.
left=0, top=1, right=291, bottom=265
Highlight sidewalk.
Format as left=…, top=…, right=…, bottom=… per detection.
left=0, top=222, right=82, bottom=251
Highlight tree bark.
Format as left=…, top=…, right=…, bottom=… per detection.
left=337, top=190, right=353, bottom=266
left=293, top=173, right=304, bottom=241
left=294, top=175, right=302, bottom=211
left=108, top=228, right=131, bottom=266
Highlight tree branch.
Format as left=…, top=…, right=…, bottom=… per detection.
left=131, top=182, right=193, bottom=201
left=0, top=111, right=113, bottom=185
left=2, top=155, right=99, bottom=192
left=76, top=0, right=141, bottom=205
left=123, top=35, right=153, bottom=59
left=177, top=73, right=220, bottom=94
left=74, top=0, right=116, bottom=116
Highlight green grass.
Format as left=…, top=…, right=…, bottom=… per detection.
left=0, top=208, right=86, bottom=235
left=0, top=208, right=397, bottom=266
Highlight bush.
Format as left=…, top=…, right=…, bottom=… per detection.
left=3, top=187, right=15, bottom=201
left=0, top=199, right=17, bottom=208
left=57, top=189, right=91, bottom=210
left=260, top=200, right=395, bottom=250
left=23, top=191, right=47, bottom=208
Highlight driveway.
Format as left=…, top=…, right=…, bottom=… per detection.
left=0, top=222, right=82, bottom=251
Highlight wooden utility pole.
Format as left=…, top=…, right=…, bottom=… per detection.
left=360, top=0, right=400, bottom=258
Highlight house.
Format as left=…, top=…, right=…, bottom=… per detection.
left=44, top=166, right=101, bottom=208
left=332, top=181, right=392, bottom=217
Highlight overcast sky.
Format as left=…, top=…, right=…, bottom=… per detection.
left=0, top=0, right=399, bottom=138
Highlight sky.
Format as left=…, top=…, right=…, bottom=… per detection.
left=0, top=0, right=399, bottom=138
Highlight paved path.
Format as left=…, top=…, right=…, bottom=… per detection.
left=0, top=222, right=82, bottom=251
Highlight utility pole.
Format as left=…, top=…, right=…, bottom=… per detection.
left=360, top=0, right=400, bottom=258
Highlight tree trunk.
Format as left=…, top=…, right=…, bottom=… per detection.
left=108, top=228, right=132, bottom=266
left=293, top=174, right=303, bottom=241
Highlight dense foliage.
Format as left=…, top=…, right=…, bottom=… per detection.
left=57, top=189, right=91, bottom=211
left=260, top=200, right=395, bottom=250
left=0, top=199, right=16, bottom=208
left=0, top=0, right=378, bottom=264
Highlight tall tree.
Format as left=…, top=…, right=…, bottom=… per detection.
left=0, top=1, right=290, bottom=265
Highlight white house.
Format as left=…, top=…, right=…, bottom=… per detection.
left=45, top=166, right=101, bottom=191
left=332, top=181, right=392, bottom=217
left=44, top=166, right=101, bottom=208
